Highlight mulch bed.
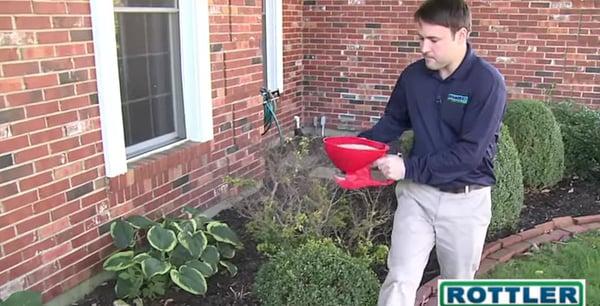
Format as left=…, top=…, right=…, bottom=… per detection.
left=74, top=176, right=599, bottom=306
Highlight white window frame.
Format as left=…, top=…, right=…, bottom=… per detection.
left=264, top=0, right=283, bottom=92
left=90, top=0, right=213, bottom=178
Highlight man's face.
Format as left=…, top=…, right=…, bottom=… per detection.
left=417, top=20, right=467, bottom=71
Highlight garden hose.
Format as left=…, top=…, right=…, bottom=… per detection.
left=260, top=88, right=284, bottom=144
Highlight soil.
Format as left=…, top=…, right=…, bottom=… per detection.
left=74, top=177, right=599, bottom=306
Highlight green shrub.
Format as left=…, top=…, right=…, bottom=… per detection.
left=489, top=125, right=524, bottom=237
left=504, top=100, right=565, bottom=188
left=238, top=136, right=392, bottom=265
left=254, top=240, right=379, bottom=306
left=103, top=207, right=242, bottom=300
left=549, top=102, right=600, bottom=180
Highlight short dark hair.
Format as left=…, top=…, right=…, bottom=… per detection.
left=414, top=0, right=471, bottom=34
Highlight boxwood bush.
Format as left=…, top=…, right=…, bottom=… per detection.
left=254, top=240, right=379, bottom=306
left=504, top=100, right=565, bottom=188
left=549, top=102, right=600, bottom=180
left=489, top=125, right=524, bottom=237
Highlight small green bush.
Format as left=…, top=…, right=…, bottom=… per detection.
left=504, top=100, right=565, bottom=188
left=254, top=240, right=380, bottom=306
left=549, top=102, right=600, bottom=180
left=489, top=125, right=524, bottom=237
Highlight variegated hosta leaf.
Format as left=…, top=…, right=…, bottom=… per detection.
left=132, top=253, right=152, bottom=264
left=126, top=215, right=157, bottom=230
left=147, top=225, right=177, bottom=252
left=185, top=259, right=214, bottom=277
left=0, top=290, right=42, bottom=306
left=206, top=222, right=242, bottom=247
left=180, top=219, right=197, bottom=233
left=182, top=206, right=203, bottom=217
left=170, top=265, right=207, bottom=295
left=178, top=231, right=207, bottom=258
left=201, top=245, right=220, bottom=270
left=219, top=260, right=238, bottom=277
left=103, top=251, right=135, bottom=271
left=110, top=220, right=136, bottom=249
left=217, top=242, right=236, bottom=259
left=141, top=257, right=171, bottom=279
left=115, top=273, right=143, bottom=299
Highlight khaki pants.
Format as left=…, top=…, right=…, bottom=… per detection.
left=378, top=181, right=492, bottom=306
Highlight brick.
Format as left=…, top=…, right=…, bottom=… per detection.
left=481, top=241, right=502, bottom=259
left=59, top=70, right=87, bottom=84
left=69, top=206, right=97, bottom=227
left=50, top=137, right=79, bottom=154
left=35, top=154, right=66, bottom=172
left=67, top=2, right=90, bottom=14
left=574, top=214, right=600, bottom=225
left=50, top=200, right=80, bottom=221
left=0, top=153, right=13, bottom=169
left=0, top=48, right=18, bottom=62
left=2, top=184, right=38, bottom=210
left=3, top=231, right=37, bottom=255
left=20, top=46, right=54, bottom=59
left=0, top=182, right=19, bottom=198
left=36, top=31, right=69, bottom=44
left=0, top=252, right=22, bottom=273
left=487, top=247, right=516, bottom=263
left=53, top=161, right=82, bottom=179
left=0, top=16, right=12, bottom=30
left=11, top=117, right=45, bottom=135
left=24, top=74, right=59, bottom=90
left=582, top=222, right=600, bottom=231
left=55, top=44, right=86, bottom=57
left=534, top=221, right=555, bottom=233
left=2, top=62, right=39, bottom=77
left=37, top=216, right=68, bottom=239
left=38, top=179, right=70, bottom=199
left=67, top=144, right=95, bottom=162
left=6, top=90, right=44, bottom=106
left=41, top=58, right=73, bottom=72
left=0, top=77, right=23, bottom=94
left=552, top=216, right=574, bottom=228
left=15, top=16, right=51, bottom=30
left=33, top=2, right=67, bottom=14
left=0, top=108, right=25, bottom=125
left=26, top=101, right=60, bottom=118
left=16, top=213, right=51, bottom=235
left=0, top=1, right=32, bottom=14
left=14, top=144, right=49, bottom=163
left=53, top=17, right=84, bottom=28
left=516, top=227, right=546, bottom=240
left=0, top=163, right=33, bottom=184
left=70, top=169, right=97, bottom=187
left=559, top=224, right=588, bottom=234
left=44, top=85, right=75, bottom=100
left=500, top=235, right=523, bottom=248
left=476, top=258, right=499, bottom=276
left=66, top=181, right=94, bottom=201
left=9, top=254, right=41, bottom=279
left=548, top=229, right=572, bottom=241
left=19, top=170, right=53, bottom=191
left=0, top=135, right=29, bottom=155
left=0, top=226, right=16, bottom=242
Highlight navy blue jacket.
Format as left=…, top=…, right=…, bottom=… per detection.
left=359, top=44, right=506, bottom=189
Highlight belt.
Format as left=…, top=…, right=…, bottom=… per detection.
left=438, top=184, right=486, bottom=194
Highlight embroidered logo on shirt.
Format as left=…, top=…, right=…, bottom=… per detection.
left=447, top=93, right=469, bottom=105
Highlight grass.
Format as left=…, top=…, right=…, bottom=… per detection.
left=480, top=230, right=600, bottom=304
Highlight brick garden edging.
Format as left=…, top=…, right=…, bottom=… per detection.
left=414, top=214, right=600, bottom=306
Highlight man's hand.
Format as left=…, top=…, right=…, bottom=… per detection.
left=374, top=154, right=406, bottom=180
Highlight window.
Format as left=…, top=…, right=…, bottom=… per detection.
left=114, top=0, right=186, bottom=157
left=91, top=0, right=213, bottom=177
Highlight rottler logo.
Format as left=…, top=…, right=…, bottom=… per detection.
left=438, top=280, right=585, bottom=305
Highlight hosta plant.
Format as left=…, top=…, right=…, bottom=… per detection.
left=0, top=290, right=42, bottom=306
left=103, top=207, right=242, bottom=299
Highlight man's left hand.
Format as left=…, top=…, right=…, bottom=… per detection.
left=374, top=154, right=406, bottom=180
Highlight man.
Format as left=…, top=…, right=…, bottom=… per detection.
left=358, top=0, right=507, bottom=305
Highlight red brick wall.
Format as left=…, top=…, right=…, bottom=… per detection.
left=0, top=0, right=303, bottom=302
left=302, top=0, right=600, bottom=132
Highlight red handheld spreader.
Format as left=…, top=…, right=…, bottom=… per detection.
left=323, top=136, right=395, bottom=189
